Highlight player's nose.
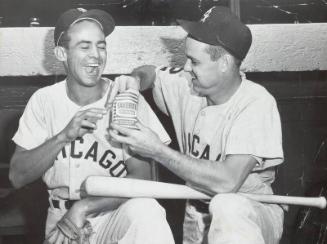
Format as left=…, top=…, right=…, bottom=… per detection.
left=89, top=45, right=101, bottom=59
left=184, top=58, right=192, bottom=72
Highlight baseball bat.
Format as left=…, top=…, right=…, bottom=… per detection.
left=84, top=176, right=327, bottom=209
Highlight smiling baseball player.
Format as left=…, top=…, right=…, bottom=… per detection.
left=109, top=6, right=284, bottom=244
left=9, top=8, right=174, bottom=244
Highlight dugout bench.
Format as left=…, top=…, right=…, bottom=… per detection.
left=0, top=107, right=48, bottom=244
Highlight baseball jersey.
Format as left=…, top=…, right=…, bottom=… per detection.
left=13, top=78, right=171, bottom=200
left=152, top=66, right=284, bottom=195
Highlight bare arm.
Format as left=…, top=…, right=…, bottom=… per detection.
left=9, top=108, right=107, bottom=188
left=110, top=122, right=257, bottom=195
left=153, top=144, right=257, bottom=195
left=130, top=65, right=157, bottom=91
left=106, top=65, right=157, bottom=109
left=77, top=154, right=151, bottom=213
left=10, top=139, right=66, bottom=189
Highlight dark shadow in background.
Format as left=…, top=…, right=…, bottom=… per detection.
left=0, top=108, right=48, bottom=244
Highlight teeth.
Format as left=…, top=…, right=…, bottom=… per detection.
left=87, top=63, right=99, bottom=67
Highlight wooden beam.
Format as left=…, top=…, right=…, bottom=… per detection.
left=0, top=24, right=326, bottom=77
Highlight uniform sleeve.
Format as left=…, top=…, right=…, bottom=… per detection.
left=12, top=91, right=48, bottom=150
left=138, top=95, right=171, bottom=145
left=152, top=66, right=188, bottom=116
left=225, top=97, right=284, bottom=170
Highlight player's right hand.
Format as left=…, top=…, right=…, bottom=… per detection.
left=105, top=75, right=140, bottom=110
left=57, top=108, right=107, bottom=143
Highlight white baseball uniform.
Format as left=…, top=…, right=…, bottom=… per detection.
left=151, top=66, right=284, bottom=244
left=12, top=78, right=175, bottom=244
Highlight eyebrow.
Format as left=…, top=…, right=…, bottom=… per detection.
left=75, top=40, right=107, bottom=46
left=186, top=54, right=198, bottom=62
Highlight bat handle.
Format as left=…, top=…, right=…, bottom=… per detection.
left=314, top=197, right=327, bottom=209
left=241, top=193, right=327, bottom=209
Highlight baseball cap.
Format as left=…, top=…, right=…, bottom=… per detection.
left=177, top=6, right=252, bottom=60
left=54, top=8, right=115, bottom=46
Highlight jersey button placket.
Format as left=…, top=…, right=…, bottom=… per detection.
left=194, top=111, right=204, bottom=135
left=72, top=160, right=82, bottom=197
left=74, top=163, right=81, bottom=196
left=68, top=146, right=76, bottom=199
left=69, top=163, right=74, bottom=199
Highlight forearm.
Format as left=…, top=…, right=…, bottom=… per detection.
left=75, top=196, right=127, bottom=218
left=9, top=134, right=68, bottom=188
left=131, top=65, right=157, bottom=91
left=76, top=167, right=150, bottom=217
left=153, top=144, right=239, bottom=195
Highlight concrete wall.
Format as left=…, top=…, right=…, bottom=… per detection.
left=0, top=23, right=326, bottom=76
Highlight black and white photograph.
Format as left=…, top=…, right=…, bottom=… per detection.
left=0, top=0, right=326, bottom=243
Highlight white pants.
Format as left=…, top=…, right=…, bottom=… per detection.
left=45, top=198, right=175, bottom=244
left=183, top=193, right=284, bottom=244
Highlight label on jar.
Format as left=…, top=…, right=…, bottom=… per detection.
left=111, top=89, right=139, bottom=129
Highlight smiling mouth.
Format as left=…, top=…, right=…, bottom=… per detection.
left=191, top=75, right=198, bottom=85
left=88, top=63, right=99, bottom=67
left=85, top=63, right=101, bottom=76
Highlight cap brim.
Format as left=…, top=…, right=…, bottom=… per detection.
left=177, top=19, right=217, bottom=46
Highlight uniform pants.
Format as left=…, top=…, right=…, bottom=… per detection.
left=183, top=193, right=284, bottom=244
left=45, top=198, right=175, bottom=244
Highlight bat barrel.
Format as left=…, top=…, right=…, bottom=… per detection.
left=85, top=176, right=327, bottom=209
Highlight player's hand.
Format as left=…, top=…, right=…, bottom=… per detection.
left=105, top=75, right=140, bottom=110
left=49, top=203, right=89, bottom=244
left=45, top=227, right=70, bottom=244
left=64, top=201, right=87, bottom=229
left=109, top=121, right=163, bottom=158
left=57, top=108, right=107, bottom=143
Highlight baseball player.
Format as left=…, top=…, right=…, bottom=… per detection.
left=109, top=6, right=284, bottom=244
left=9, top=8, right=174, bottom=244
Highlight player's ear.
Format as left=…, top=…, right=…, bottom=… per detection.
left=218, top=54, right=229, bottom=72
left=54, top=46, right=67, bottom=62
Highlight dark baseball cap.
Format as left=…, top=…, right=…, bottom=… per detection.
left=54, top=8, right=115, bottom=46
left=177, top=6, right=252, bottom=60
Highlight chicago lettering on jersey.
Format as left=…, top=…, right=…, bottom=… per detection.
left=188, top=133, right=221, bottom=161
left=57, top=137, right=127, bottom=177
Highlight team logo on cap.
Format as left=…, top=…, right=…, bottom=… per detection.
left=77, top=8, right=87, bottom=13
left=200, top=7, right=214, bottom=23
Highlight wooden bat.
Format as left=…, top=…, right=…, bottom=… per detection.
left=84, top=176, right=327, bottom=209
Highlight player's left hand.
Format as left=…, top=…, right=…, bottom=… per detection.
left=109, top=121, right=163, bottom=158
left=45, top=227, right=71, bottom=244
left=64, top=201, right=87, bottom=229
left=50, top=202, right=92, bottom=244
